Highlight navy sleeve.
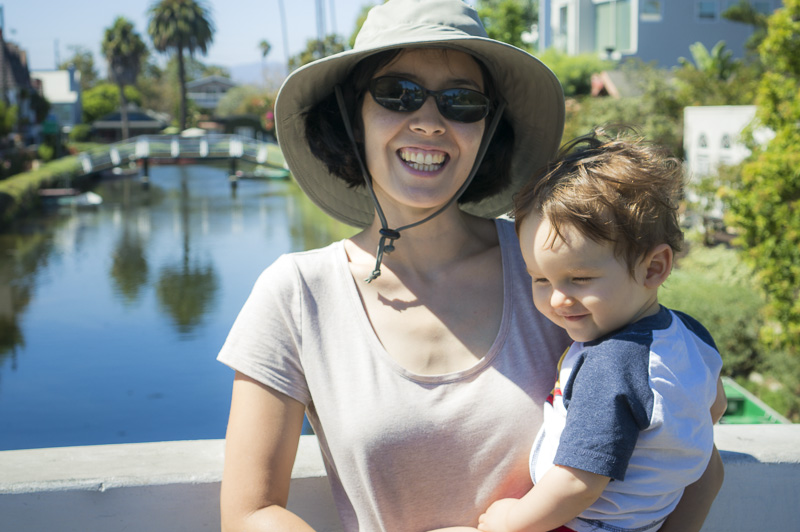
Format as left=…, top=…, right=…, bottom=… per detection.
left=554, top=336, right=655, bottom=480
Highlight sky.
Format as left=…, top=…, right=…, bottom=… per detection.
left=1, top=0, right=389, bottom=74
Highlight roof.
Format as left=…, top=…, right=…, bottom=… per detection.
left=0, top=30, right=33, bottom=92
left=92, top=104, right=170, bottom=129
left=186, top=75, right=237, bottom=90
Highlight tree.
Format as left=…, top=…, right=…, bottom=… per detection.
left=102, top=17, right=148, bottom=140
left=82, top=83, right=142, bottom=124
left=288, top=35, right=345, bottom=71
left=259, top=39, right=271, bottom=60
left=675, top=41, right=760, bottom=106
left=0, top=101, right=17, bottom=138
left=563, top=60, right=684, bottom=158
left=478, top=0, right=537, bottom=50
left=259, top=39, right=272, bottom=85
left=57, top=46, right=99, bottom=92
left=723, top=0, right=800, bottom=362
left=722, top=0, right=771, bottom=56
left=148, top=0, right=215, bottom=131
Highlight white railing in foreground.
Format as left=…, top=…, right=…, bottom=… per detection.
left=1, top=425, right=798, bottom=532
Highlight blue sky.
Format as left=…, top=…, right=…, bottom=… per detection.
left=3, top=0, right=387, bottom=72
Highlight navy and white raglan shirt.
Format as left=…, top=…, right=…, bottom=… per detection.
left=530, top=306, right=723, bottom=532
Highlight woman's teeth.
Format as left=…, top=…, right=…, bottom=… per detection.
left=399, top=150, right=445, bottom=172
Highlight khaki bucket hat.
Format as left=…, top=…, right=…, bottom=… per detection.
left=275, top=0, right=565, bottom=228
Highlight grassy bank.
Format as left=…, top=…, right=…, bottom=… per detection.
left=0, top=155, right=93, bottom=228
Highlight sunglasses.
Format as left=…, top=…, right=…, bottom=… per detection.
left=368, top=76, right=491, bottom=123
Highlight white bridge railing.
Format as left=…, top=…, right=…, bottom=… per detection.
left=78, top=134, right=285, bottom=176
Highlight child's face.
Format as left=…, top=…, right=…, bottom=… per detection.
left=519, top=214, right=661, bottom=343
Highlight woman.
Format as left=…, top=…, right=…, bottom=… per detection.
left=217, top=1, right=723, bottom=531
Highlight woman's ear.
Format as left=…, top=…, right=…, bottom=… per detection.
left=643, top=243, right=673, bottom=289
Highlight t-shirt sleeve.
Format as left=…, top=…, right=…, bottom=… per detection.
left=216, top=255, right=311, bottom=406
left=554, top=339, right=655, bottom=480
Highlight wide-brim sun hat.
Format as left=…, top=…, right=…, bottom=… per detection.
left=275, top=0, right=565, bottom=228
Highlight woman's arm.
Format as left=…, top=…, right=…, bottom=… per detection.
left=658, top=445, right=724, bottom=532
left=220, top=371, right=314, bottom=532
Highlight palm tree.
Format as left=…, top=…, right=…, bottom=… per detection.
left=259, top=40, right=271, bottom=85
left=102, top=17, right=147, bottom=140
left=147, top=0, right=214, bottom=131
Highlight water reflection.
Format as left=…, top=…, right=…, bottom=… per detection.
left=155, top=166, right=219, bottom=335
left=0, top=163, right=355, bottom=450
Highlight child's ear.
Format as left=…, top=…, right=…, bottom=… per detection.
left=643, top=244, right=673, bottom=289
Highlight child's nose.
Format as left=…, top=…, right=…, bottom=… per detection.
left=551, top=289, right=573, bottom=308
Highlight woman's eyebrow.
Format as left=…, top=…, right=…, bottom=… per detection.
left=376, top=71, right=483, bottom=91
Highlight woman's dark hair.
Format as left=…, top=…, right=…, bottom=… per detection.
left=304, top=49, right=515, bottom=206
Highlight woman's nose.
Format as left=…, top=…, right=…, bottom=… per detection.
left=409, top=98, right=446, bottom=135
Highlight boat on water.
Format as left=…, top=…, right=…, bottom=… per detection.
left=234, top=165, right=290, bottom=181
left=38, top=188, right=103, bottom=208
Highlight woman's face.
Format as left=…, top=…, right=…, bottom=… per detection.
left=360, top=48, right=486, bottom=220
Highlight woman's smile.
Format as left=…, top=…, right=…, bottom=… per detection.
left=397, top=148, right=448, bottom=173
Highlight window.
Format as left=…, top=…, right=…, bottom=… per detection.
left=698, top=133, right=708, bottom=148
left=721, top=134, right=732, bottom=149
left=595, top=0, right=632, bottom=53
left=555, top=5, right=569, bottom=52
left=753, top=1, right=773, bottom=14
left=641, top=0, right=662, bottom=22
left=697, top=1, right=717, bottom=21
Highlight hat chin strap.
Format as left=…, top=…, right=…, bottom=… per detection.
left=334, top=85, right=506, bottom=283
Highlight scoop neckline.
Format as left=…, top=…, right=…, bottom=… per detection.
left=335, top=219, right=513, bottom=384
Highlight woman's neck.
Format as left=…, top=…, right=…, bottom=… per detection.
left=350, top=208, right=498, bottom=279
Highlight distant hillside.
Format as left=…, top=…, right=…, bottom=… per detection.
left=229, top=61, right=288, bottom=90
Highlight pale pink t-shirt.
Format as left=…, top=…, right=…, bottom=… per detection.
left=217, top=219, right=567, bottom=532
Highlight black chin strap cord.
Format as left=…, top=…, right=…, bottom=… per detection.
left=334, top=85, right=506, bottom=283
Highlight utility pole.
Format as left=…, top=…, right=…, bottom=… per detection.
left=278, top=0, right=290, bottom=69
left=316, top=0, right=326, bottom=58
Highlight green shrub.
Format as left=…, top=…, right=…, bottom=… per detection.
left=69, top=124, right=93, bottom=142
left=37, top=144, right=55, bottom=162
left=660, top=244, right=765, bottom=377
left=537, top=49, right=613, bottom=97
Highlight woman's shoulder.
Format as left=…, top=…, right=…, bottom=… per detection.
left=255, top=240, right=347, bottom=293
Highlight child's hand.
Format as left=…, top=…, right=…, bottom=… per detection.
left=477, top=498, right=518, bottom=532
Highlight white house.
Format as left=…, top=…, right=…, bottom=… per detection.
left=538, top=0, right=781, bottom=66
left=31, top=66, right=82, bottom=132
left=683, top=105, right=774, bottom=220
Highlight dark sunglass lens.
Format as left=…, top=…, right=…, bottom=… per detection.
left=437, top=89, right=489, bottom=122
left=371, top=78, right=425, bottom=112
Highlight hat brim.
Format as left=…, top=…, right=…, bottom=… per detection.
left=275, top=35, right=565, bottom=228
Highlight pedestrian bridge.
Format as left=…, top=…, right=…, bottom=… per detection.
left=77, top=134, right=289, bottom=178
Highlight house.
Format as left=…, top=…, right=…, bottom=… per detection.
left=538, top=0, right=781, bottom=67
left=0, top=28, right=38, bottom=143
left=92, top=104, right=170, bottom=142
left=31, top=66, right=82, bottom=133
left=186, top=75, right=237, bottom=112
left=683, top=105, right=774, bottom=220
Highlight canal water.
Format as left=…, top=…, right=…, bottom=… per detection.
left=0, top=163, right=355, bottom=451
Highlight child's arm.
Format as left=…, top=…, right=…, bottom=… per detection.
left=477, top=465, right=610, bottom=532
left=710, top=377, right=727, bottom=424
